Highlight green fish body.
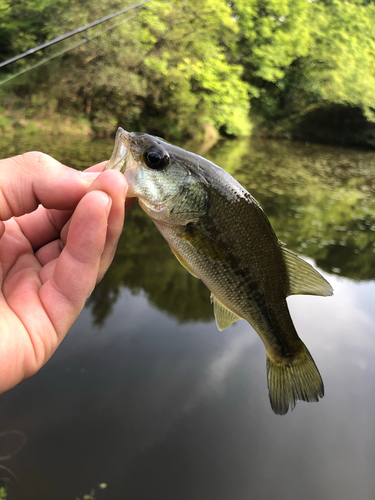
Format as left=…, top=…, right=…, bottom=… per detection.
left=106, top=128, right=333, bottom=415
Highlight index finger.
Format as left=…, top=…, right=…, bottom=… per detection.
left=0, top=152, right=102, bottom=221
left=6, top=159, right=109, bottom=250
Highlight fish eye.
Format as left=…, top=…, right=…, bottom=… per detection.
left=143, top=148, right=169, bottom=170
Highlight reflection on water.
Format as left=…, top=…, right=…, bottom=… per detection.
left=206, top=139, right=375, bottom=281
left=0, top=134, right=375, bottom=499
left=88, top=205, right=213, bottom=325
left=92, top=136, right=375, bottom=324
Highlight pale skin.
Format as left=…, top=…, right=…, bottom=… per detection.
left=0, top=151, right=131, bottom=393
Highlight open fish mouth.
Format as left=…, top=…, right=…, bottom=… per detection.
left=105, top=127, right=140, bottom=197
left=105, top=127, right=130, bottom=174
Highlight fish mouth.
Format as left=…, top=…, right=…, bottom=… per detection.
left=105, top=127, right=139, bottom=197
left=105, top=127, right=130, bottom=173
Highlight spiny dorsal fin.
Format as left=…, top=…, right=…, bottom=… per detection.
left=210, top=294, right=243, bottom=331
left=280, top=246, right=333, bottom=297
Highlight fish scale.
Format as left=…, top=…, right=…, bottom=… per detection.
left=105, top=128, right=333, bottom=415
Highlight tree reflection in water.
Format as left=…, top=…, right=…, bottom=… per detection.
left=1, top=133, right=374, bottom=324
left=88, top=137, right=375, bottom=323
left=1, top=134, right=375, bottom=500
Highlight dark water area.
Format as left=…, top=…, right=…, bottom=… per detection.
left=0, top=133, right=375, bottom=500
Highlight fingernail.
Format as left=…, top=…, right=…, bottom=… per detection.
left=80, top=171, right=101, bottom=181
left=106, top=194, right=112, bottom=216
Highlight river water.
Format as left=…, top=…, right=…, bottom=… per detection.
left=0, top=133, right=374, bottom=500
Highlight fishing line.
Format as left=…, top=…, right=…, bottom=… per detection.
left=0, top=430, right=28, bottom=487
left=0, top=464, right=18, bottom=483
left=0, top=14, right=137, bottom=86
left=0, top=0, right=152, bottom=70
left=0, top=430, right=27, bottom=461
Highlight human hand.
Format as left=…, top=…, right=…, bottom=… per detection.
left=0, top=152, right=128, bottom=393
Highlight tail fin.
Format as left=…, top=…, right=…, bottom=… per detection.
left=266, top=345, right=324, bottom=415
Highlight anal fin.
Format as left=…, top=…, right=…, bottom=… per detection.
left=210, top=294, right=243, bottom=331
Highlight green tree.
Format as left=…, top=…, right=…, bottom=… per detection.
left=232, top=0, right=311, bottom=83
left=230, top=0, right=312, bottom=120
left=132, top=0, right=251, bottom=137
left=300, top=0, right=375, bottom=120
left=1, top=0, right=251, bottom=140
left=232, top=0, right=375, bottom=138
left=0, top=0, right=56, bottom=60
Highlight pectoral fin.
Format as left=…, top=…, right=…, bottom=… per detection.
left=168, top=244, right=200, bottom=279
left=211, top=294, right=243, bottom=331
left=182, top=225, right=229, bottom=263
left=281, top=246, right=333, bottom=297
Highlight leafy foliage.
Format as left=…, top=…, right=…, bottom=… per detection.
left=0, top=0, right=250, bottom=139
left=1, top=0, right=375, bottom=142
left=0, top=0, right=56, bottom=60
left=232, top=0, right=375, bottom=138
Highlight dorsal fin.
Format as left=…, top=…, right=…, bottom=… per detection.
left=210, top=294, right=243, bottom=331
left=281, top=246, right=333, bottom=297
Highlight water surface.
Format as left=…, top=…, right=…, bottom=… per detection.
left=0, top=133, right=374, bottom=500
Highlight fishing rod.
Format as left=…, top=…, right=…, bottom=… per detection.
left=0, top=0, right=151, bottom=70
left=0, top=14, right=137, bottom=86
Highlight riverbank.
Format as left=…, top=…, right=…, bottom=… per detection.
left=0, top=110, right=92, bottom=138
left=251, top=104, right=375, bottom=150
left=2, top=104, right=375, bottom=150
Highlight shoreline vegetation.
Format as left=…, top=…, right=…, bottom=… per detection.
left=2, top=109, right=375, bottom=153
left=1, top=0, right=375, bottom=149
left=0, top=109, right=93, bottom=138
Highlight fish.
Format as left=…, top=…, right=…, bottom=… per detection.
left=105, top=127, right=333, bottom=415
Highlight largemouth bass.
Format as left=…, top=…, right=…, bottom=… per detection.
left=105, top=128, right=333, bottom=415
